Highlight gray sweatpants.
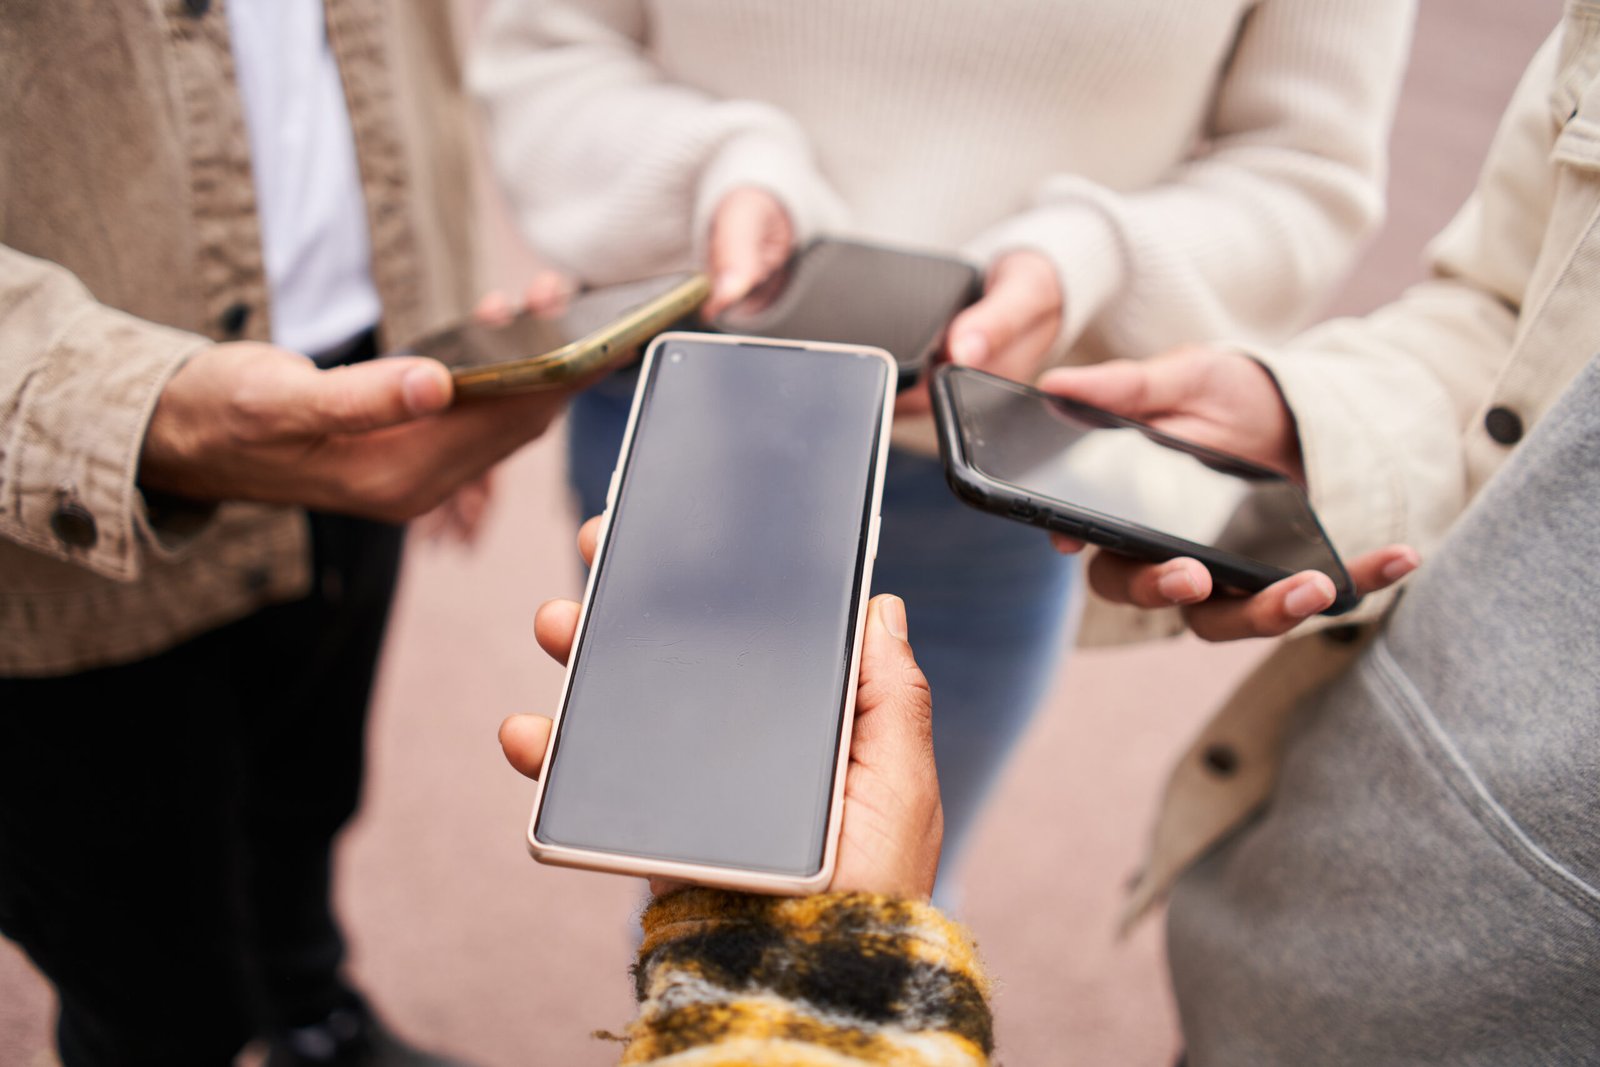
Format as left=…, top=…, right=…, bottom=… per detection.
left=1169, top=354, right=1600, bottom=1065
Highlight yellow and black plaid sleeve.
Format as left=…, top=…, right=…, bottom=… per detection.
left=621, top=888, right=992, bottom=1066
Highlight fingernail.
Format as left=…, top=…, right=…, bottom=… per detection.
left=402, top=364, right=451, bottom=416
left=879, top=595, right=908, bottom=640
left=950, top=333, right=988, bottom=365
left=1157, top=567, right=1203, bottom=603
left=1285, top=577, right=1333, bottom=618
left=1381, top=552, right=1418, bottom=583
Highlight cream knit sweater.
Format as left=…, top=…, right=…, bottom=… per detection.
left=473, top=0, right=1413, bottom=367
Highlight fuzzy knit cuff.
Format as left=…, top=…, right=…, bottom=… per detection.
left=622, top=888, right=992, bottom=1066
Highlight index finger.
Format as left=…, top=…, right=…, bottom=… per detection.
left=1181, top=570, right=1337, bottom=642
left=499, top=714, right=554, bottom=779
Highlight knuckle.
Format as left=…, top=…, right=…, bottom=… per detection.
left=1246, top=601, right=1290, bottom=639
left=1088, top=559, right=1135, bottom=604
left=314, top=372, right=373, bottom=429
left=339, top=465, right=426, bottom=519
left=1182, top=605, right=1234, bottom=644
left=226, top=375, right=287, bottom=443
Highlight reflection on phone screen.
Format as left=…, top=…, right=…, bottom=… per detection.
left=536, top=340, right=889, bottom=876
left=405, top=274, right=697, bottom=371
left=715, top=240, right=979, bottom=379
left=949, top=370, right=1348, bottom=580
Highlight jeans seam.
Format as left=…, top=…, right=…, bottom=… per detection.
left=1364, top=639, right=1600, bottom=921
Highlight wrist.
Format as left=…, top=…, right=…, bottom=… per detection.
left=1239, top=353, right=1307, bottom=486
left=138, top=345, right=223, bottom=496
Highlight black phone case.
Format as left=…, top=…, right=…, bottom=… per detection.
left=929, top=364, right=1360, bottom=614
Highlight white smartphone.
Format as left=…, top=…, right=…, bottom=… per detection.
left=527, top=332, right=896, bottom=894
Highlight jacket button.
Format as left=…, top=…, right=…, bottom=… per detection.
left=50, top=503, right=99, bottom=549
left=183, top=0, right=211, bottom=16
left=1201, top=743, right=1239, bottom=778
left=219, top=302, right=251, bottom=338
left=1484, top=406, right=1524, bottom=445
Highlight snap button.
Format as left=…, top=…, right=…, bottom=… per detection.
left=50, top=502, right=99, bottom=549
left=218, top=302, right=251, bottom=339
left=1201, top=743, right=1239, bottom=778
left=1484, top=406, right=1524, bottom=445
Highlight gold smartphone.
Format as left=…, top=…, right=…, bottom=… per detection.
left=526, top=333, right=896, bottom=894
left=397, top=273, right=710, bottom=399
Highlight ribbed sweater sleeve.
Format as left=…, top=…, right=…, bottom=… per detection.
left=473, top=0, right=1411, bottom=369
left=967, top=0, right=1414, bottom=361
left=470, top=0, right=846, bottom=285
left=621, top=889, right=992, bottom=1066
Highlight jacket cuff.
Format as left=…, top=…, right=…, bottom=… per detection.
left=1247, top=342, right=1458, bottom=629
left=964, top=196, right=1128, bottom=368
left=2, top=302, right=211, bottom=581
left=692, top=119, right=849, bottom=263
left=629, top=888, right=992, bottom=1065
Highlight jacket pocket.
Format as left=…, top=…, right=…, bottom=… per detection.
left=1365, top=638, right=1600, bottom=923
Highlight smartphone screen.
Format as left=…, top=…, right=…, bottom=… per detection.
left=943, top=367, right=1351, bottom=587
left=714, top=239, right=980, bottom=387
left=534, top=337, right=891, bottom=878
left=403, top=273, right=697, bottom=373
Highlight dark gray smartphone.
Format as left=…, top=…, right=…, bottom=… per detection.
left=931, top=364, right=1360, bottom=613
left=526, top=332, right=897, bottom=893
left=712, top=237, right=982, bottom=391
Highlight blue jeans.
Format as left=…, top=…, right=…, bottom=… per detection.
left=566, top=373, right=1080, bottom=900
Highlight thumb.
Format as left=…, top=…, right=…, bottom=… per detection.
left=283, top=355, right=454, bottom=436
left=1036, top=354, right=1203, bottom=420
left=855, top=595, right=933, bottom=736
left=707, top=190, right=787, bottom=312
left=946, top=270, right=1038, bottom=368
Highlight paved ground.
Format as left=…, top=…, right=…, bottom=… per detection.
left=0, top=2, right=1561, bottom=1063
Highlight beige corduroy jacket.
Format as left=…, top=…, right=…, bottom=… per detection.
left=0, top=0, right=478, bottom=676
left=1125, top=2, right=1600, bottom=923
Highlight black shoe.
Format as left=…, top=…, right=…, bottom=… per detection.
left=265, top=996, right=479, bottom=1067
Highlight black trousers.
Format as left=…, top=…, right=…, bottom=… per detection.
left=0, top=512, right=404, bottom=1066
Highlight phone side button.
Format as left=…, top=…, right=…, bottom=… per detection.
left=867, top=514, right=882, bottom=560
left=1083, top=524, right=1125, bottom=550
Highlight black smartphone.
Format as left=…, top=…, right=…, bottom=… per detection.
left=527, top=332, right=897, bottom=893
left=712, top=237, right=982, bottom=391
left=395, top=273, right=709, bottom=398
left=930, top=364, right=1360, bottom=613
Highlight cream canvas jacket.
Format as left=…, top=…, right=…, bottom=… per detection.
left=0, top=0, right=477, bottom=675
left=1129, top=1, right=1600, bottom=923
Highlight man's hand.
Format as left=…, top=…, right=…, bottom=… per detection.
left=139, top=341, right=565, bottom=523
left=900, top=250, right=1065, bottom=416
left=1039, top=346, right=1419, bottom=640
left=704, top=187, right=794, bottom=318
left=500, top=517, right=943, bottom=900
left=416, top=272, right=577, bottom=545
